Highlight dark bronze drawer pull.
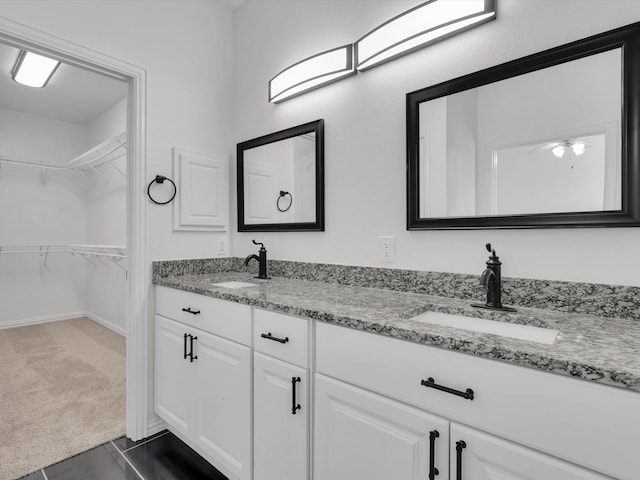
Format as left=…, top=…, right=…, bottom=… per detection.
left=456, top=440, right=467, bottom=480
left=182, top=307, right=200, bottom=315
left=189, top=335, right=198, bottom=362
left=420, top=377, right=474, bottom=400
left=291, top=376, right=301, bottom=414
left=183, top=333, right=188, bottom=359
left=429, top=430, right=440, bottom=479
left=261, top=332, right=289, bottom=344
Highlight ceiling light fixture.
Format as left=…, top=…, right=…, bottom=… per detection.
left=551, top=139, right=586, bottom=158
left=11, top=50, right=61, bottom=88
left=269, top=44, right=355, bottom=103
left=571, top=140, right=586, bottom=156
left=552, top=144, right=566, bottom=158
left=355, top=0, right=497, bottom=71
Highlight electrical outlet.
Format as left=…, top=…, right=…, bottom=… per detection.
left=379, top=235, right=395, bottom=263
left=216, top=238, right=226, bottom=256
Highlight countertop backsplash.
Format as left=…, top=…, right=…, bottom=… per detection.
left=152, top=257, right=640, bottom=321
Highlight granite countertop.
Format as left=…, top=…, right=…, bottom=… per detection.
left=154, top=271, right=640, bottom=393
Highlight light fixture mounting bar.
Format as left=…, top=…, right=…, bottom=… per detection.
left=356, top=0, right=496, bottom=71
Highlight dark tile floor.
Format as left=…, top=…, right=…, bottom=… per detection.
left=19, top=431, right=228, bottom=480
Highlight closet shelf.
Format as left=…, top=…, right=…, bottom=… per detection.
left=0, top=132, right=127, bottom=183
left=0, top=244, right=127, bottom=271
left=67, top=132, right=127, bottom=170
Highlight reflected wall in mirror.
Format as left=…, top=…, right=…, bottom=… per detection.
left=407, top=22, right=640, bottom=229
left=237, top=119, right=324, bottom=231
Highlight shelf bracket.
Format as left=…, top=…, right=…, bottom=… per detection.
left=41, top=246, right=49, bottom=267
left=40, top=167, right=48, bottom=185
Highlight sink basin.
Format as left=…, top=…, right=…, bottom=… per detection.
left=411, top=311, right=559, bottom=345
left=211, top=281, right=257, bottom=289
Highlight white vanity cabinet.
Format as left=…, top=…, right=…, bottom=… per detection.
left=315, top=321, right=639, bottom=480
left=451, top=423, right=612, bottom=480
left=154, top=286, right=252, bottom=480
left=314, top=373, right=449, bottom=480
left=253, top=309, right=310, bottom=480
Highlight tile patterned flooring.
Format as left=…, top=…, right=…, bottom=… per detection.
left=19, top=431, right=228, bottom=480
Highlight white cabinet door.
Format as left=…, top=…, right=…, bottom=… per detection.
left=314, top=374, right=449, bottom=480
left=451, top=423, right=611, bottom=480
left=172, top=147, right=228, bottom=231
left=193, top=330, right=252, bottom=480
left=154, top=315, right=193, bottom=438
left=254, top=352, right=309, bottom=480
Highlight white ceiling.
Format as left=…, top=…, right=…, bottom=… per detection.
left=0, top=42, right=127, bottom=125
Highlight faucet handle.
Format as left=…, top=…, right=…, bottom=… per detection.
left=252, top=239, right=265, bottom=248
left=485, top=242, right=497, bottom=258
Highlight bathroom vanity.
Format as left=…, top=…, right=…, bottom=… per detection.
left=153, top=263, right=640, bottom=480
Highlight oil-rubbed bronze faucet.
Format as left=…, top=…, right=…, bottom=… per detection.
left=244, top=240, right=269, bottom=279
left=471, top=243, right=516, bottom=312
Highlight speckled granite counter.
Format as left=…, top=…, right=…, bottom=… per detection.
left=153, top=264, right=640, bottom=394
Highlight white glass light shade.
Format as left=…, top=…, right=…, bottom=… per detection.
left=269, top=45, right=355, bottom=103
left=552, top=144, right=566, bottom=158
left=11, top=50, right=60, bottom=88
left=572, top=140, right=586, bottom=156
left=356, top=0, right=496, bottom=71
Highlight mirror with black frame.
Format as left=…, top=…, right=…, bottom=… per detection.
left=407, top=22, right=640, bottom=230
left=237, top=119, right=324, bottom=232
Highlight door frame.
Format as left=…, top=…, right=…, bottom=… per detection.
left=0, top=16, right=149, bottom=440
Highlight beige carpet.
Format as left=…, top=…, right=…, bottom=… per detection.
left=0, top=318, right=126, bottom=480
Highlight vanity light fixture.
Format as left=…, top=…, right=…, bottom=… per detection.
left=269, top=44, right=355, bottom=103
left=11, top=50, right=60, bottom=88
left=355, top=0, right=497, bottom=71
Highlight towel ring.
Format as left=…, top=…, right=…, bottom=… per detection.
left=277, top=190, right=293, bottom=212
left=147, top=175, right=177, bottom=205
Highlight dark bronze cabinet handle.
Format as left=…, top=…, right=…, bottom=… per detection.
left=420, top=377, right=474, bottom=401
left=261, top=332, right=289, bottom=344
left=182, top=307, right=200, bottom=315
left=189, top=335, right=198, bottom=362
left=291, top=376, right=301, bottom=414
left=183, top=333, right=188, bottom=359
left=429, top=430, right=440, bottom=479
left=456, top=440, right=467, bottom=480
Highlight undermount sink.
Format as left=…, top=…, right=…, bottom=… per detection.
left=210, top=281, right=258, bottom=289
left=411, top=311, right=559, bottom=345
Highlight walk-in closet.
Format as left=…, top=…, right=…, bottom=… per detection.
left=0, top=40, right=129, bottom=479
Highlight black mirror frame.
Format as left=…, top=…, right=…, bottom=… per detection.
left=237, top=119, right=325, bottom=232
left=407, top=22, right=640, bottom=230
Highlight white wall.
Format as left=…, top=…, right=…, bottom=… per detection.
left=0, top=0, right=235, bottom=433
left=232, top=0, right=640, bottom=287
left=0, top=0, right=235, bottom=262
left=8, top=0, right=636, bottom=288
left=0, top=107, right=89, bottom=324
left=87, top=98, right=127, bottom=146
left=86, top=98, right=128, bottom=331
left=0, top=99, right=128, bottom=330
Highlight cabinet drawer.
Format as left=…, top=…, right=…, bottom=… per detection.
left=316, top=322, right=640, bottom=480
left=254, top=309, right=309, bottom=368
left=156, top=285, right=251, bottom=345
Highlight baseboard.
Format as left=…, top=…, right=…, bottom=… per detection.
left=84, top=312, right=127, bottom=337
left=0, top=311, right=127, bottom=336
left=146, top=415, right=167, bottom=438
left=0, top=311, right=87, bottom=330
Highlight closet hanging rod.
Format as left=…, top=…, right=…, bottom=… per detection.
left=0, top=244, right=127, bottom=258
left=0, top=156, right=66, bottom=170
left=0, top=131, right=127, bottom=173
